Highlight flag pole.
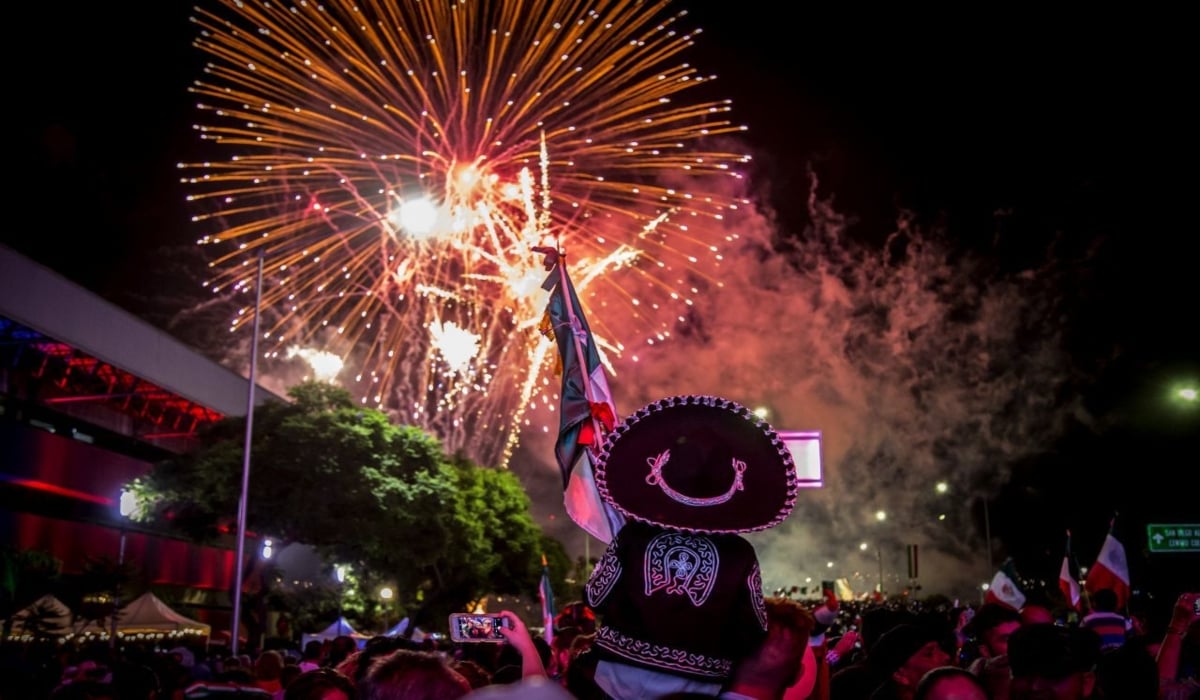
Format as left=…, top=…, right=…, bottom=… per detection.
left=552, top=252, right=608, bottom=453
left=230, top=252, right=263, bottom=656
left=554, top=256, right=599, bottom=412
left=550, top=250, right=616, bottom=545
left=1108, top=512, right=1126, bottom=614
left=1068, top=529, right=1087, bottom=614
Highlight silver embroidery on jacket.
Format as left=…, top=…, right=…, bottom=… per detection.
left=643, top=531, right=718, bottom=606
left=596, top=625, right=733, bottom=679
left=749, top=563, right=767, bottom=630
left=586, top=544, right=622, bottom=606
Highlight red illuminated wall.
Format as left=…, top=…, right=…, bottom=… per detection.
left=3, top=511, right=236, bottom=589
left=1, top=421, right=236, bottom=590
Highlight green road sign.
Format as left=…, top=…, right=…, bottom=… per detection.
left=1147, top=524, right=1200, bottom=553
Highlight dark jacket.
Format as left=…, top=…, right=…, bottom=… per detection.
left=585, top=520, right=768, bottom=681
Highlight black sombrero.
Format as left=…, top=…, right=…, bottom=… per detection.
left=594, top=395, right=798, bottom=534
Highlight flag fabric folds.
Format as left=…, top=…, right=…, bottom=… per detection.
left=538, top=554, right=555, bottom=647
left=1059, top=532, right=1082, bottom=611
left=539, top=247, right=624, bottom=544
left=1085, top=530, right=1131, bottom=610
left=985, top=559, right=1026, bottom=611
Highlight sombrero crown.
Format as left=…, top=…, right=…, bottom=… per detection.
left=594, top=395, right=798, bottom=534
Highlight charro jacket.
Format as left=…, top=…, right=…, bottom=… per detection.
left=584, top=520, right=769, bottom=682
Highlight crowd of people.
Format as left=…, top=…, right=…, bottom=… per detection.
left=3, top=396, right=1195, bottom=698
left=1, top=585, right=1196, bottom=699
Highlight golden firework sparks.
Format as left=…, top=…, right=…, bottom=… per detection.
left=183, top=0, right=748, bottom=467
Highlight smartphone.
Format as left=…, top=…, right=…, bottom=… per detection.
left=448, top=613, right=509, bottom=643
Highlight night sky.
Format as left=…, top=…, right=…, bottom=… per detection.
left=8, top=2, right=1197, bottom=600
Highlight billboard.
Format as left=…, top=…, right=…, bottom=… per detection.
left=778, top=430, right=823, bottom=489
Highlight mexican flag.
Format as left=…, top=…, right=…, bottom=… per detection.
left=1085, top=532, right=1131, bottom=610
left=1059, top=556, right=1081, bottom=611
left=538, top=554, right=555, bottom=646
left=1058, top=532, right=1081, bottom=611
left=985, top=559, right=1026, bottom=611
left=539, top=247, right=625, bottom=544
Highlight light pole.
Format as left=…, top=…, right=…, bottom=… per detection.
left=110, top=488, right=136, bottom=651
left=230, top=252, right=264, bottom=657
left=335, top=565, right=349, bottom=635
left=380, top=587, right=394, bottom=634
left=982, top=498, right=994, bottom=578
left=872, top=510, right=889, bottom=597
left=935, top=481, right=994, bottom=584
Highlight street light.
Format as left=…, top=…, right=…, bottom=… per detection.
left=111, top=488, right=136, bottom=650
left=380, top=587, right=394, bottom=634
left=934, top=481, right=993, bottom=581
left=877, top=547, right=884, bottom=596
left=335, top=565, right=349, bottom=636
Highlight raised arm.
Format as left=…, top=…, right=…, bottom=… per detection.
left=496, top=610, right=547, bottom=679
left=1156, top=592, right=1199, bottom=685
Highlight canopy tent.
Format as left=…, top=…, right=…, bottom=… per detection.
left=5, top=594, right=74, bottom=638
left=115, top=592, right=211, bottom=638
left=301, top=616, right=370, bottom=650
left=384, top=617, right=410, bottom=638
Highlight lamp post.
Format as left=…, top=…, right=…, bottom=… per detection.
left=935, top=481, right=994, bottom=586
left=231, top=252, right=264, bottom=658
left=982, top=498, right=994, bottom=576
left=380, top=587, right=394, bottom=634
left=110, top=489, right=136, bottom=651
left=335, top=565, right=349, bottom=636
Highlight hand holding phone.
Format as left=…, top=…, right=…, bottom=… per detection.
left=448, top=612, right=511, bottom=643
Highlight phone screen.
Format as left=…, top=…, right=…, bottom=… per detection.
left=450, top=613, right=506, bottom=642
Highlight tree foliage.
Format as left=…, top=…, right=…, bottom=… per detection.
left=128, top=380, right=562, bottom=629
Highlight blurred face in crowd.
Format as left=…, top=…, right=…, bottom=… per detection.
left=920, top=674, right=989, bottom=700
left=1009, top=671, right=1096, bottom=700
left=1020, top=605, right=1055, bottom=626
left=981, top=620, right=1022, bottom=657
left=895, top=641, right=953, bottom=688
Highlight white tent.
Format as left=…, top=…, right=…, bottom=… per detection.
left=116, top=592, right=211, bottom=637
left=5, top=594, right=74, bottom=638
left=301, top=617, right=370, bottom=649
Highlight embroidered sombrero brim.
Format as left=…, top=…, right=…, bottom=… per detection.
left=594, top=395, right=798, bottom=534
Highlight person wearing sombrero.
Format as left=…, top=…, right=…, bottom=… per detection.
left=583, top=394, right=799, bottom=699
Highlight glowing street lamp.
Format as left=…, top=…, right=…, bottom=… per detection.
left=110, top=488, right=137, bottom=650
left=335, top=564, right=350, bottom=635
left=380, top=586, right=394, bottom=634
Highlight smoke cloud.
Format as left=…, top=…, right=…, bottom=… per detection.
left=515, top=167, right=1088, bottom=602
left=159, top=156, right=1090, bottom=602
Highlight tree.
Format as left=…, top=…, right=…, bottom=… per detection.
left=128, top=380, right=559, bottom=636
left=0, top=548, right=62, bottom=637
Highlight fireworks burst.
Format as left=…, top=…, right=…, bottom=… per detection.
left=182, top=0, right=750, bottom=467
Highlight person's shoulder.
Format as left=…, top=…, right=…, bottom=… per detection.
left=966, top=656, right=986, bottom=674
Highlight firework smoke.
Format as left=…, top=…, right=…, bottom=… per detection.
left=518, top=168, right=1084, bottom=600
